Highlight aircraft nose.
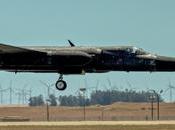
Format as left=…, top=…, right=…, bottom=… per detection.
left=155, top=56, right=175, bottom=71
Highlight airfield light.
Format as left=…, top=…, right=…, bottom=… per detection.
left=148, top=89, right=163, bottom=120
left=149, top=94, right=155, bottom=120
left=80, top=87, right=86, bottom=121
left=46, top=99, right=50, bottom=121
left=101, top=107, right=110, bottom=121
left=157, top=90, right=163, bottom=120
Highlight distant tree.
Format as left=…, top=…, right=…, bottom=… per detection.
left=90, top=89, right=163, bottom=105
left=58, top=89, right=164, bottom=106
left=49, top=94, right=57, bottom=106
left=29, top=95, right=45, bottom=106
left=59, top=94, right=90, bottom=106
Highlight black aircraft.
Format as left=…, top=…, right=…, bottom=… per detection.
left=0, top=40, right=175, bottom=91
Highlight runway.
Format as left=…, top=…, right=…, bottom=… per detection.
left=0, top=121, right=175, bottom=130
left=0, top=121, right=175, bottom=126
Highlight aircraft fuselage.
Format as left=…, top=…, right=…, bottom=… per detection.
left=0, top=45, right=175, bottom=74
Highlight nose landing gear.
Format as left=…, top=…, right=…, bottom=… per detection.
left=55, top=74, right=67, bottom=91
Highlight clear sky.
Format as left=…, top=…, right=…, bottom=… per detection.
left=0, top=0, right=175, bottom=103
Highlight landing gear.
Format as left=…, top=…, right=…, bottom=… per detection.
left=55, top=74, right=67, bottom=91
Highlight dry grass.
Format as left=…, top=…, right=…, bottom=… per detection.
left=0, top=102, right=174, bottom=121
left=0, top=103, right=174, bottom=129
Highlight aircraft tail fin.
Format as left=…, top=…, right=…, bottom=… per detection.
left=68, top=40, right=75, bottom=47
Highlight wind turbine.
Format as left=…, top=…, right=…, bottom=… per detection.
left=94, top=80, right=99, bottom=93
left=15, top=91, right=22, bottom=104
left=0, top=84, right=8, bottom=104
left=125, top=79, right=136, bottom=92
left=39, top=80, right=55, bottom=99
left=81, top=79, right=91, bottom=98
left=15, top=84, right=31, bottom=104
left=84, top=78, right=101, bottom=98
left=106, top=78, right=118, bottom=91
left=7, top=80, right=15, bottom=104
left=125, top=79, right=138, bottom=102
left=164, top=81, right=175, bottom=102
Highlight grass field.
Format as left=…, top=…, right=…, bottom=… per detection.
left=0, top=121, right=175, bottom=130
left=0, top=103, right=175, bottom=130
left=0, top=102, right=175, bottom=121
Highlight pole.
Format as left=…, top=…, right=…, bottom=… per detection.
left=80, top=88, right=86, bottom=121
left=101, top=109, right=104, bottom=121
left=10, top=87, right=12, bottom=104
left=170, top=88, right=172, bottom=102
left=0, top=86, right=2, bottom=104
left=29, top=89, right=32, bottom=99
left=151, top=97, right=154, bottom=120
left=22, top=89, right=25, bottom=104
left=157, top=94, right=160, bottom=120
left=9, top=80, right=12, bottom=104
left=46, top=102, right=49, bottom=121
left=18, top=93, right=21, bottom=104
left=0, top=91, right=2, bottom=104
left=148, top=89, right=162, bottom=121
left=48, top=87, right=50, bottom=98
left=83, top=91, right=86, bottom=121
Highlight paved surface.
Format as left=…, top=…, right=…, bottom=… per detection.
left=0, top=121, right=175, bottom=126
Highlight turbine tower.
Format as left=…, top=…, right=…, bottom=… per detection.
left=0, top=84, right=8, bottom=104
left=165, top=81, right=175, bottom=102
left=15, top=84, right=31, bottom=104
left=8, top=80, right=15, bottom=104
left=39, top=80, right=55, bottom=99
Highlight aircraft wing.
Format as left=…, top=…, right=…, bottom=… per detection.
left=0, top=43, right=46, bottom=54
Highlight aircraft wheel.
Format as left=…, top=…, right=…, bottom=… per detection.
left=55, top=80, right=67, bottom=91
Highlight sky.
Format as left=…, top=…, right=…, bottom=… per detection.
left=0, top=0, right=175, bottom=103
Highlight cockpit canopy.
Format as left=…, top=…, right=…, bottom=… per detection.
left=127, top=47, right=149, bottom=55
